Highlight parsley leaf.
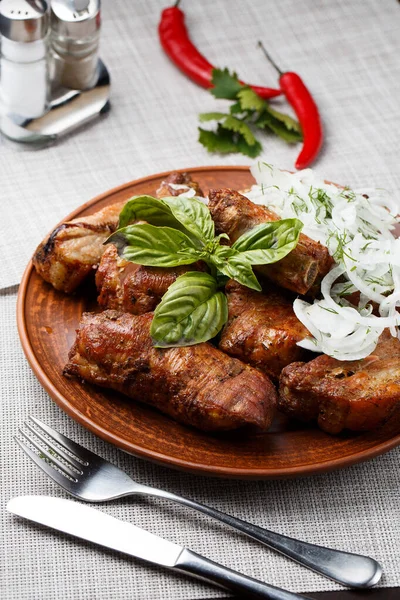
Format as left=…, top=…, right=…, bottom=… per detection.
left=199, top=68, right=302, bottom=156
left=210, top=68, right=243, bottom=99
left=198, top=125, right=262, bottom=158
left=268, top=107, right=302, bottom=134
left=229, top=101, right=244, bottom=115
left=199, top=112, right=261, bottom=155
left=199, top=112, right=229, bottom=122
left=236, top=135, right=263, bottom=158
left=222, top=115, right=257, bottom=146
left=256, top=109, right=303, bottom=143
left=237, top=87, right=266, bottom=112
left=198, top=126, right=238, bottom=154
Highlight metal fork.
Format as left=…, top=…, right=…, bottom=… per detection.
left=16, top=416, right=382, bottom=589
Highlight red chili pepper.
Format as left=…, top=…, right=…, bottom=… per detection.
left=258, top=42, right=323, bottom=170
left=159, top=2, right=282, bottom=100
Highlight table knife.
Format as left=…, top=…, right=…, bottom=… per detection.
left=8, top=496, right=313, bottom=600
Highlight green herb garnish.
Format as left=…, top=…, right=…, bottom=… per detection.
left=107, top=194, right=303, bottom=347
left=150, top=272, right=228, bottom=347
left=198, top=68, right=303, bottom=157
left=318, top=306, right=339, bottom=314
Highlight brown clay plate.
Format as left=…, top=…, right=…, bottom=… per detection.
left=17, top=166, right=400, bottom=478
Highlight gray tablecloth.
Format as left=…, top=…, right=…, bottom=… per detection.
left=1, top=1, right=400, bottom=598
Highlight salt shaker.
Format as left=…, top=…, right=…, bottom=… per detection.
left=50, top=0, right=101, bottom=91
left=0, top=0, right=50, bottom=124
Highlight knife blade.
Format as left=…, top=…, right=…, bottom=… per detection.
left=8, top=496, right=312, bottom=600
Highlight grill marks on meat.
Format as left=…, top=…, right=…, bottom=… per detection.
left=96, top=245, right=193, bottom=314
left=33, top=202, right=124, bottom=293
left=208, top=189, right=333, bottom=296
left=278, top=330, right=400, bottom=433
left=156, top=172, right=204, bottom=198
left=220, top=280, right=310, bottom=381
left=64, top=311, right=277, bottom=432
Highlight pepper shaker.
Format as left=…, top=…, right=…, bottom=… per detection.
left=50, top=0, right=101, bottom=91
left=0, top=0, right=50, bottom=125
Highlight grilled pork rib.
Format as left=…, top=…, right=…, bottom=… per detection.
left=32, top=202, right=124, bottom=293
left=96, top=245, right=195, bottom=314
left=64, top=311, right=277, bottom=432
left=278, top=330, right=400, bottom=433
left=208, top=189, right=333, bottom=296
left=220, top=280, right=310, bottom=380
left=33, top=172, right=203, bottom=294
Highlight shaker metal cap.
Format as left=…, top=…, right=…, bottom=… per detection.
left=51, top=0, right=100, bottom=39
left=0, top=0, right=49, bottom=42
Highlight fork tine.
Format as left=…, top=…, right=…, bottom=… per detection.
left=24, top=421, right=84, bottom=473
left=17, top=429, right=79, bottom=480
left=29, top=416, right=94, bottom=464
left=15, top=436, right=79, bottom=490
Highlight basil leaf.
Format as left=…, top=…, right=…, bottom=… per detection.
left=108, top=224, right=202, bottom=267
left=221, top=256, right=262, bottom=291
left=118, top=195, right=183, bottom=230
left=210, top=246, right=262, bottom=291
left=232, top=219, right=303, bottom=265
left=163, top=195, right=215, bottom=242
left=151, top=272, right=228, bottom=347
left=210, top=244, right=235, bottom=262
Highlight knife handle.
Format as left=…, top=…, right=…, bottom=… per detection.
left=174, top=548, right=312, bottom=599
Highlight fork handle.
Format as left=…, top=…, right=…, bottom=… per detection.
left=174, top=548, right=312, bottom=599
left=138, top=485, right=381, bottom=589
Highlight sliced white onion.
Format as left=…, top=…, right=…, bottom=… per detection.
left=293, top=298, right=383, bottom=360
left=246, top=160, right=400, bottom=360
left=320, top=265, right=400, bottom=328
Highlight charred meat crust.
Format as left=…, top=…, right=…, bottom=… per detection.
left=220, top=280, right=310, bottom=380
left=278, top=330, right=400, bottom=434
left=208, top=188, right=333, bottom=296
left=64, top=311, right=277, bottom=432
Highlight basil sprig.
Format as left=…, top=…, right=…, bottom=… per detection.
left=106, top=194, right=303, bottom=347
left=150, top=272, right=228, bottom=347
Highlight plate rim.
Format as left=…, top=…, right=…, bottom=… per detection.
left=17, top=165, right=400, bottom=479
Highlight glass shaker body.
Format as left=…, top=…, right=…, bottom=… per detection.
left=0, top=36, right=50, bottom=120
left=50, top=0, right=101, bottom=91
left=50, top=30, right=100, bottom=91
